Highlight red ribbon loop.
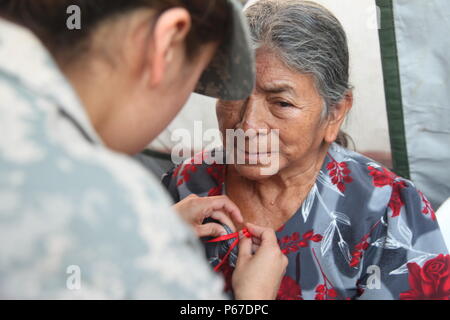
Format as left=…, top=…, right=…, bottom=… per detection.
left=205, top=228, right=252, bottom=272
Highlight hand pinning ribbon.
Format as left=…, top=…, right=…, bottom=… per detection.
left=206, top=228, right=252, bottom=272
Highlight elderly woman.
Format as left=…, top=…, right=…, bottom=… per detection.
left=165, top=0, right=449, bottom=300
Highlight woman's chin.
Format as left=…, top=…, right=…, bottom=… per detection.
left=232, top=162, right=280, bottom=181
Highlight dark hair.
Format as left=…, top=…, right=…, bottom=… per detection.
left=0, top=0, right=230, bottom=64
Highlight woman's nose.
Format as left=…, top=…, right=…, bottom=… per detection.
left=237, top=97, right=269, bottom=132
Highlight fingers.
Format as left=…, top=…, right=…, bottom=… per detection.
left=195, top=223, right=227, bottom=238
left=174, top=194, right=243, bottom=228
left=171, top=194, right=199, bottom=223
left=199, top=196, right=243, bottom=224
left=251, top=237, right=261, bottom=246
left=245, top=223, right=278, bottom=248
left=185, top=194, right=199, bottom=200
left=210, top=211, right=236, bottom=232
left=251, top=243, right=260, bottom=254
left=237, top=235, right=253, bottom=261
left=281, top=254, right=289, bottom=273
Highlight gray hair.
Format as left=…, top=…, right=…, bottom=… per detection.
left=245, top=0, right=351, bottom=117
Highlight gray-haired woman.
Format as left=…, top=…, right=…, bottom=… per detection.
left=165, top=0, right=449, bottom=300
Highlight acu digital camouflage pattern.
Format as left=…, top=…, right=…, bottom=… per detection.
left=0, top=19, right=226, bottom=299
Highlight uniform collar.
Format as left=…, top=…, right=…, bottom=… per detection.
left=0, top=18, right=103, bottom=145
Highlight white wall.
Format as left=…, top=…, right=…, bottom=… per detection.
left=312, top=0, right=390, bottom=153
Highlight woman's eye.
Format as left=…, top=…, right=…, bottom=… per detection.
left=276, top=101, right=293, bottom=108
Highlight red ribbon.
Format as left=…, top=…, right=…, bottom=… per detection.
left=206, top=228, right=252, bottom=272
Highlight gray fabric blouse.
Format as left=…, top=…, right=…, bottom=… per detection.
left=163, top=143, right=449, bottom=300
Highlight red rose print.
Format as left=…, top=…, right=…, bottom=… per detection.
left=419, top=191, right=436, bottom=221
left=368, top=166, right=396, bottom=187
left=278, top=230, right=323, bottom=255
left=174, top=163, right=197, bottom=186
left=277, top=276, right=303, bottom=300
left=174, top=153, right=206, bottom=186
left=303, top=230, right=314, bottom=240
left=298, top=240, right=308, bottom=248
left=311, top=234, right=323, bottom=242
left=314, top=284, right=337, bottom=300
left=312, top=248, right=339, bottom=300
left=349, top=221, right=381, bottom=268
left=328, top=288, right=338, bottom=298
left=207, top=186, right=222, bottom=196
left=368, top=166, right=407, bottom=217
left=206, top=161, right=225, bottom=196
left=326, top=156, right=353, bottom=193
left=350, top=236, right=370, bottom=268
left=389, top=181, right=408, bottom=217
left=400, top=254, right=450, bottom=300
left=315, top=284, right=326, bottom=300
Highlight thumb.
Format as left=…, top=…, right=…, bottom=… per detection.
left=237, top=234, right=252, bottom=262
left=195, top=223, right=227, bottom=238
left=246, top=223, right=278, bottom=248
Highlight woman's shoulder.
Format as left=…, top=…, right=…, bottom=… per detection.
left=323, top=143, right=435, bottom=221
left=163, top=149, right=226, bottom=200
left=325, top=143, right=412, bottom=190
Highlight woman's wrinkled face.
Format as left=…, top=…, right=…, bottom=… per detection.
left=217, top=49, right=330, bottom=180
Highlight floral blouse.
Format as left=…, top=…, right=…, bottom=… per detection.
left=163, top=143, right=450, bottom=300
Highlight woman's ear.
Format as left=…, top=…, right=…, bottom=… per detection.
left=324, top=91, right=353, bottom=143
left=148, top=8, right=192, bottom=87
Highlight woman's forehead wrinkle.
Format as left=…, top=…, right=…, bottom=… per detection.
left=255, top=56, right=303, bottom=99
left=255, top=56, right=322, bottom=107
left=255, top=62, right=298, bottom=95
left=258, top=82, right=297, bottom=98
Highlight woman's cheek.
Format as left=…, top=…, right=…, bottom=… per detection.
left=279, top=123, right=312, bottom=158
left=218, top=109, right=240, bottom=130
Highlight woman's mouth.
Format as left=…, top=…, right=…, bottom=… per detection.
left=235, top=147, right=277, bottom=164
